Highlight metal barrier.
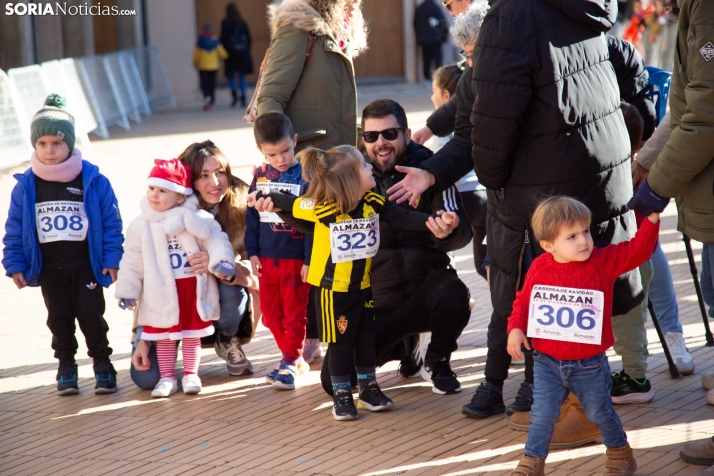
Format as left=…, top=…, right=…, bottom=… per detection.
left=131, top=46, right=177, bottom=110
left=2, top=47, right=173, bottom=151
left=120, top=51, right=151, bottom=116
left=105, top=52, right=141, bottom=124
left=78, top=55, right=130, bottom=134
left=6, top=64, right=92, bottom=155
left=0, top=70, right=33, bottom=169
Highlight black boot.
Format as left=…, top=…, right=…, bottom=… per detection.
left=241, top=95, right=247, bottom=107
left=231, top=90, right=238, bottom=107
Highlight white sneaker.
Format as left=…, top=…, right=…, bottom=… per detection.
left=664, top=332, right=695, bottom=375
left=151, top=377, right=178, bottom=398
left=182, top=374, right=202, bottom=394
left=704, top=373, right=714, bottom=390
left=297, top=357, right=310, bottom=375
left=303, top=339, right=322, bottom=364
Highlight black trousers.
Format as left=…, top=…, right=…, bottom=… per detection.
left=320, top=268, right=471, bottom=394
left=421, top=44, right=443, bottom=80
left=39, top=264, right=112, bottom=364
left=460, top=189, right=488, bottom=279
left=199, top=70, right=217, bottom=103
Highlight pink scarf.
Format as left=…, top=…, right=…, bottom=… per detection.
left=31, top=148, right=83, bottom=183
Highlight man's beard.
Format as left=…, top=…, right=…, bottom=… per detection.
left=370, top=144, right=405, bottom=173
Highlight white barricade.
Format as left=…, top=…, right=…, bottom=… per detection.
left=120, top=51, right=151, bottom=116
left=105, top=52, right=141, bottom=124
left=131, top=46, right=176, bottom=110
left=78, top=55, right=130, bottom=135
left=0, top=69, right=33, bottom=170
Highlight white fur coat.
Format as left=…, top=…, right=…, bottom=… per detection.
left=115, top=195, right=234, bottom=329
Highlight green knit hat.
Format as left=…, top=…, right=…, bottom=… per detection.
left=31, top=93, right=76, bottom=151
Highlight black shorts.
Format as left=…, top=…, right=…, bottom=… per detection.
left=314, top=287, right=373, bottom=343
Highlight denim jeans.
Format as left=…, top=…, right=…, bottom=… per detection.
left=213, top=283, right=249, bottom=338
left=701, top=243, right=714, bottom=318
left=525, top=351, right=628, bottom=459
left=227, top=73, right=248, bottom=97
left=649, top=243, right=682, bottom=333
left=129, top=283, right=249, bottom=389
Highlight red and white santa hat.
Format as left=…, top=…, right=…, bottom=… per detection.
left=147, top=158, right=193, bottom=195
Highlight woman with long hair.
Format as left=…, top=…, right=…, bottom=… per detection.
left=130, top=141, right=260, bottom=388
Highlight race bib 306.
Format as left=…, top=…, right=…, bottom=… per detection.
left=527, top=285, right=604, bottom=345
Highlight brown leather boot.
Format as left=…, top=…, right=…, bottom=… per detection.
left=511, top=455, right=545, bottom=475
left=604, top=443, right=637, bottom=475
left=507, top=394, right=602, bottom=448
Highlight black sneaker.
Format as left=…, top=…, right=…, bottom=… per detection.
left=357, top=382, right=394, bottom=412
left=57, top=362, right=79, bottom=396
left=462, top=382, right=506, bottom=418
left=506, top=381, right=533, bottom=416
left=421, top=350, right=462, bottom=394
left=610, top=370, right=655, bottom=404
left=398, top=334, right=423, bottom=378
left=332, top=389, right=358, bottom=421
left=94, top=360, right=118, bottom=394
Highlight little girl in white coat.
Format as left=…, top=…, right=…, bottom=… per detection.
left=116, top=159, right=235, bottom=397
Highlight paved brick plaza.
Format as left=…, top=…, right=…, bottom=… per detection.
left=1, top=85, right=712, bottom=475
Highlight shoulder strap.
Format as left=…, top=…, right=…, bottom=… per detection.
left=306, top=33, right=317, bottom=59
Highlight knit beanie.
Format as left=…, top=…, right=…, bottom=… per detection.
left=31, top=94, right=76, bottom=152
left=147, top=159, right=193, bottom=195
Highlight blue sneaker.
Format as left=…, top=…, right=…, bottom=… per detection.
left=272, top=362, right=297, bottom=390
left=94, top=360, right=118, bottom=394
left=57, top=362, right=79, bottom=396
left=265, top=363, right=279, bottom=383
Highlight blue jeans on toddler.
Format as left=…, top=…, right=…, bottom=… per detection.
left=525, top=351, right=628, bottom=459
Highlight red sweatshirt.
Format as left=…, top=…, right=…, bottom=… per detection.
left=507, top=218, right=660, bottom=361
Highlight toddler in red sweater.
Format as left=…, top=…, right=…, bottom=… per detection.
left=507, top=196, right=659, bottom=476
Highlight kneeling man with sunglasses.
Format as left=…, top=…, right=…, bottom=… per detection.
left=319, top=99, right=473, bottom=396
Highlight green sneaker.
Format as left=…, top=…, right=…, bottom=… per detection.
left=611, top=370, right=655, bottom=404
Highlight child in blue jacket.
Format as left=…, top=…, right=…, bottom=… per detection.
left=2, top=94, right=124, bottom=396
left=246, top=112, right=312, bottom=389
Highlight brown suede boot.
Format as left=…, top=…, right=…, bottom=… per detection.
left=511, top=455, right=545, bottom=476
left=508, top=394, right=602, bottom=448
left=681, top=437, right=714, bottom=466
left=604, top=442, right=637, bottom=475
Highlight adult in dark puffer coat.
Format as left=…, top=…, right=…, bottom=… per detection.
left=458, top=0, right=641, bottom=420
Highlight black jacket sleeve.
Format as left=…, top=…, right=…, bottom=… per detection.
left=420, top=65, right=476, bottom=192
left=380, top=201, right=432, bottom=231
left=429, top=185, right=473, bottom=252
left=426, top=90, right=458, bottom=137
left=607, top=35, right=656, bottom=141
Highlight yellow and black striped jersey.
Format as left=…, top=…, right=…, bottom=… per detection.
left=262, top=189, right=432, bottom=292
left=292, top=191, right=385, bottom=292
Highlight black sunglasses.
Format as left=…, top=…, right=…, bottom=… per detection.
left=360, top=127, right=404, bottom=143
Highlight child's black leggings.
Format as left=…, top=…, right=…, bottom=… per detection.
left=328, top=313, right=376, bottom=378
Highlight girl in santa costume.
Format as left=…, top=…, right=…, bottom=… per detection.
left=115, top=158, right=235, bottom=397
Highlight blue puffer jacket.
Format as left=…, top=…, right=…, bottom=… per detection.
left=2, top=160, right=124, bottom=287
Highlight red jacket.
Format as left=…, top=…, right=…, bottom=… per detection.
left=507, top=218, right=659, bottom=361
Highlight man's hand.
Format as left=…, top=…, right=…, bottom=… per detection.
left=386, top=166, right=435, bottom=205
left=507, top=328, right=531, bottom=361
left=102, top=268, right=118, bottom=283
left=627, top=180, right=669, bottom=216
left=412, top=126, right=434, bottom=145
left=631, top=160, right=650, bottom=190
left=426, top=210, right=459, bottom=239
left=11, top=272, right=27, bottom=289
left=301, top=264, right=309, bottom=283
left=132, top=340, right=151, bottom=371
left=249, top=256, right=263, bottom=277
left=188, top=250, right=209, bottom=275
